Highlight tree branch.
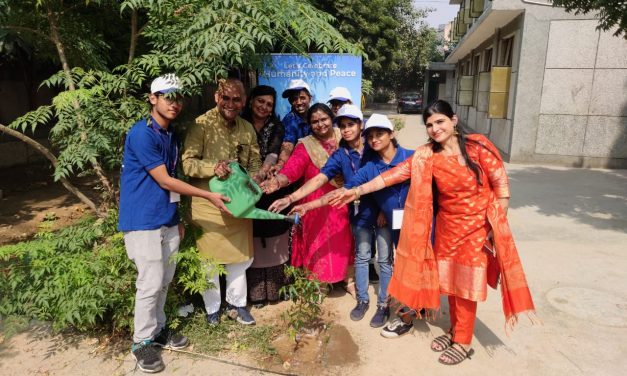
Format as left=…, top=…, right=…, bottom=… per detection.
left=0, top=25, right=55, bottom=43
left=46, top=5, right=116, bottom=203
left=0, top=123, right=99, bottom=215
left=128, top=9, right=138, bottom=64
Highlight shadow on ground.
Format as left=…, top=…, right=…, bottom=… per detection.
left=408, top=296, right=512, bottom=358
left=0, top=320, right=127, bottom=363
left=508, top=166, right=627, bottom=233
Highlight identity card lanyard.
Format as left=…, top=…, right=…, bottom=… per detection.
left=148, top=117, right=180, bottom=202
left=384, top=163, right=404, bottom=230
left=343, top=148, right=361, bottom=216
left=148, top=117, right=178, bottom=177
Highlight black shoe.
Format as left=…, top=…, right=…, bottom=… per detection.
left=226, top=304, right=256, bottom=325
left=206, top=311, right=220, bottom=326
left=132, top=340, right=164, bottom=373
left=153, top=328, right=189, bottom=350
left=380, top=318, right=413, bottom=338
left=370, top=306, right=390, bottom=328
left=368, top=264, right=379, bottom=284
left=350, top=301, right=369, bottom=321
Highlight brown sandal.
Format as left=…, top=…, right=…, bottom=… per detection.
left=430, top=333, right=453, bottom=352
left=438, top=343, right=474, bottom=365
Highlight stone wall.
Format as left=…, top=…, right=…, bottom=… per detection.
left=531, top=20, right=627, bottom=167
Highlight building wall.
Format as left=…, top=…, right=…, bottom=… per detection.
left=1, top=77, right=56, bottom=169
left=448, top=1, right=627, bottom=167
left=0, top=138, right=52, bottom=168
left=451, top=15, right=524, bottom=156
left=516, top=18, right=627, bottom=167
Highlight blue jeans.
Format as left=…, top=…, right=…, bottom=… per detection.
left=352, top=225, right=393, bottom=306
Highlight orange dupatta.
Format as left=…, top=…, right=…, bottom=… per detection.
left=382, top=145, right=441, bottom=310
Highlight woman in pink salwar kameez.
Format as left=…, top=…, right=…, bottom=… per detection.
left=262, top=103, right=353, bottom=283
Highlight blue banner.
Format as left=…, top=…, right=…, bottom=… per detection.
left=258, top=54, right=362, bottom=119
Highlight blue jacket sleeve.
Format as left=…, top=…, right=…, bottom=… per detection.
left=320, top=149, right=343, bottom=180
left=282, top=114, right=298, bottom=144
left=344, top=164, right=372, bottom=189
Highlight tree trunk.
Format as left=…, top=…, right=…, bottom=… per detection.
left=128, top=9, right=138, bottom=64
left=46, top=6, right=116, bottom=205
left=0, top=123, right=100, bottom=215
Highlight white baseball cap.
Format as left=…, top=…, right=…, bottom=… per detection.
left=335, top=104, right=363, bottom=122
left=327, top=87, right=352, bottom=102
left=150, top=73, right=181, bottom=94
left=282, top=79, right=312, bottom=98
left=363, top=113, right=394, bottom=134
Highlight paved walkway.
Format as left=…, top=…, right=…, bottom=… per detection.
left=335, top=113, right=627, bottom=375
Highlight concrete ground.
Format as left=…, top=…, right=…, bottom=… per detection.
left=335, top=112, right=627, bottom=375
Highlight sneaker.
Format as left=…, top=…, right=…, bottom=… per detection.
left=153, top=328, right=189, bottom=350
left=226, top=305, right=256, bottom=325
left=206, top=311, right=220, bottom=326
left=370, top=306, right=390, bottom=328
left=380, top=318, right=413, bottom=338
left=368, top=264, right=379, bottom=284
left=132, top=340, right=164, bottom=373
left=350, top=301, right=369, bottom=321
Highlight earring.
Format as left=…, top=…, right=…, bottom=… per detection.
left=453, top=125, right=459, bottom=135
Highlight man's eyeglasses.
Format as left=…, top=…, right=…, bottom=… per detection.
left=220, top=95, right=243, bottom=104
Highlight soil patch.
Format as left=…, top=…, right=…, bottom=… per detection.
left=271, top=323, right=359, bottom=375
left=324, top=324, right=359, bottom=366
left=0, top=164, right=93, bottom=246
left=264, top=291, right=360, bottom=375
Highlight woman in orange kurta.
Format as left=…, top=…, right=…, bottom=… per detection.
left=331, top=100, right=535, bottom=365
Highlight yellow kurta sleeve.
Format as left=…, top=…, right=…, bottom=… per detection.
left=181, top=118, right=217, bottom=179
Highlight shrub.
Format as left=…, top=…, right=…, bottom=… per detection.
left=0, top=213, right=134, bottom=332
left=392, top=118, right=405, bottom=132
left=0, top=212, right=214, bottom=335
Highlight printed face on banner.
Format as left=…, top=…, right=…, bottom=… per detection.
left=289, top=90, right=312, bottom=115
left=258, top=54, right=362, bottom=119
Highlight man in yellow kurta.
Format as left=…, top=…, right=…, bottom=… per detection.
left=181, top=78, right=262, bottom=326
